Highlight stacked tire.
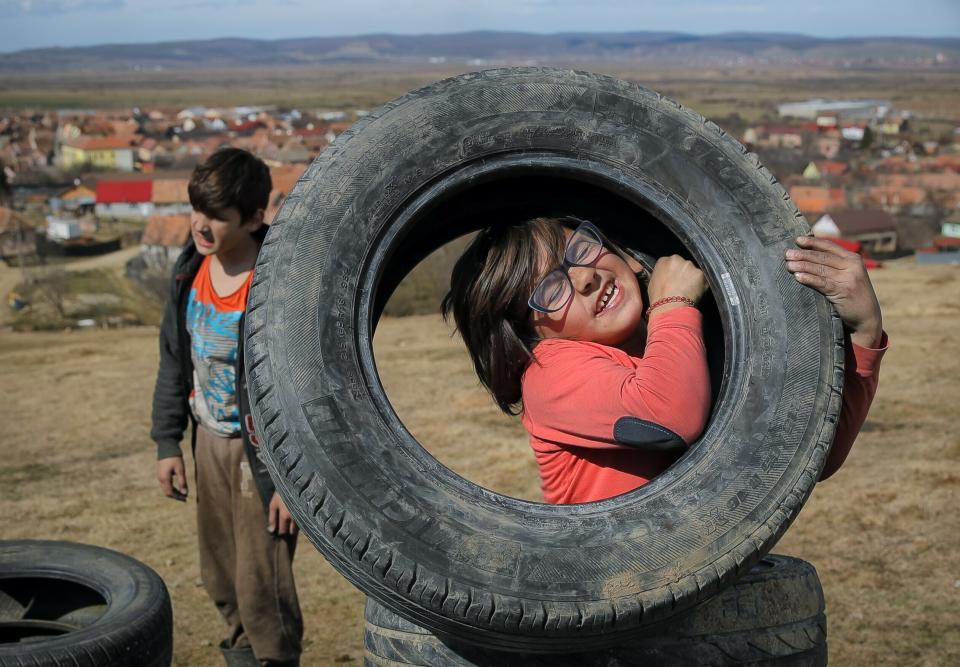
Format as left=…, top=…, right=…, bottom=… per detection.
left=364, top=555, right=826, bottom=666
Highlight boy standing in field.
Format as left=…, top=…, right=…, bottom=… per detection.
left=151, top=148, right=303, bottom=667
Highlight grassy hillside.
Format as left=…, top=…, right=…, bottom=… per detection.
left=3, top=66, right=959, bottom=129
left=0, top=257, right=957, bottom=665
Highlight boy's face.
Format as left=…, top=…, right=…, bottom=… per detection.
left=531, top=228, right=645, bottom=347
left=190, top=206, right=262, bottom=257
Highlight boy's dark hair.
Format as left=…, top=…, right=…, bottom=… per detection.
left=441, top=217, right=572, bottom=415
left=188, top=148, right=272, bottom=226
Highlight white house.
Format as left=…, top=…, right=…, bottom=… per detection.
left=812, top=210, right=898, bottom=253
left=46, top=216, right=82, bottom=241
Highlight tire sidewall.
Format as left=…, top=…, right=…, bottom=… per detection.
left=247, top=67, right=843, bottom=650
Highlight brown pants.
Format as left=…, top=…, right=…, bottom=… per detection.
left=195, top=425, right=303, bottom=664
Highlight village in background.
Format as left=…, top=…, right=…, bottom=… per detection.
left=2, top=70, right=960, bottom=329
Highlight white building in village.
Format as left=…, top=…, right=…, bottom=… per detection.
left=811, top=210, right=898, bottom=254
left=778, top=99, right=890, bottom=121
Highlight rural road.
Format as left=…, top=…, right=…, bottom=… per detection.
left=0, top=245, right=142, bottom=327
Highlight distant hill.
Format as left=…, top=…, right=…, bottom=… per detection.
left=2, top=31, right=959, bottom=72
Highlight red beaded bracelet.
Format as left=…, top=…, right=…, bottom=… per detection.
left=645, top=295, right=695, bottom=317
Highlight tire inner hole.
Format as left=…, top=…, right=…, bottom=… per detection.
left=372, top=170, right=725, bottom=501
left=0, top=577, right=107, bottom=643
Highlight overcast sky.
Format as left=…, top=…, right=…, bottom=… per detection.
left=1, top=0, right=958, bottom=53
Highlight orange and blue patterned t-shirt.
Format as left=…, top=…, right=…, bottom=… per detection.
left=186, top=255, right=253, bottom=437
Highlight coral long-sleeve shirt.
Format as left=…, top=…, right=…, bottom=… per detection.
left=521, top=306, right=887, bottom=504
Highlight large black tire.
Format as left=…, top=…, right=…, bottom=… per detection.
left=364, top=554, right=826, bottom=666
left=246, top=67, right=844, bottom=652
left=0, top=540, right=172, bottom=667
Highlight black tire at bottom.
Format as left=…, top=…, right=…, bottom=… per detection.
left=364, top=554, right=826, bottom=666
left=0, top=540, right=173, bottom=667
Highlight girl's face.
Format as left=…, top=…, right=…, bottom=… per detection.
left=530, top=228, right=646, bottom=347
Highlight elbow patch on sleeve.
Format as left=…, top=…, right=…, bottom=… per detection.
left=613, top=417, right=687, bottom=453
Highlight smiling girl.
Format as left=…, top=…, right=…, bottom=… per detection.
left=442, top=216, right=887, bottom=504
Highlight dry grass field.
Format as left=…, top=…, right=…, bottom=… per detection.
left=3, top=64, right=959, bottom=133
left=0, top=255, right=957, bottom=665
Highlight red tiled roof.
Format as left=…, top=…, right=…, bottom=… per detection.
left=151, top=178, right=189, bottom=204
left=789, top=186, right=845, bottom=215
left=878, top=171, right=960, bottom=190
left=825, top=209, right=897, bottom=235
left=877, top=156, right=913, bottom=171
left=142, top=215, right=191, bottom=247
left=265, top=163, right=308, bottom=224
left=867, top=186, right=927, bottom=206
left=96, top=180, right=152, bottom=204
left=327, top=121, right=354, bottom=134
left=59, top=185, right=96, bottom=201
left=933, top=235, right=960, bottom=249
left=270, top=163, right=307, bottom=195
left=293, top=127, right=328, bottom=137
left=64, top=135, right=137, bottom=151
left=876, top=174, right=910, bottom=187
left=921, top=154, right=960, bottom=170
left=817, top=161, right=849, bottom=175
left=916, top=172, right=960, bottom=190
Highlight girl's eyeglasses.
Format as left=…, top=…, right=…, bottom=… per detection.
left=528, top=221, right=605, bottom=314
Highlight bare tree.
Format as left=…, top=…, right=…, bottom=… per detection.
left=0, top=159, right=11, bottom=206
left=37, top=269, right=69, bottom=320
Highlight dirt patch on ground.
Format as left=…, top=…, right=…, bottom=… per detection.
left=0, top=257, right=957, bottom=665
